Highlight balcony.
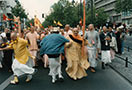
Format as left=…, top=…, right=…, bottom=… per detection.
left=95, top=0, right=102, bottom=4
left=95, top=0, right=116, bottom=9
left=104, top=7, right=115, bottom=12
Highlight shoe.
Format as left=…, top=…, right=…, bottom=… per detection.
left=10, top=76, right=19, bottom=85
left=58, top=75, right=64, bottom=82
left=90, top=68, right=96, bottom=73
left=52, top=79, right=56, bottom=83
left=52, top=75, right=56, bottom=84
left=102, top=62, right=105, bottom=69
left=26, top=75, right=32, bottom=82
left=105, top=63, right=109, bottom=66
left=31, top=69, right=38, bottom=75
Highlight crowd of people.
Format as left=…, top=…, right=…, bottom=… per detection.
left=0, top=17, right=126, bottom=84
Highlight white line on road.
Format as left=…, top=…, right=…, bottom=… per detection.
left=0, top=75, right=13, bottom=90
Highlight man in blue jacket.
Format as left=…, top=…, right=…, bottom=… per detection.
left=40, top=27, right=69, bottom=83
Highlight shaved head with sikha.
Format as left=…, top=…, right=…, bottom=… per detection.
left=89, top=24, right=94, bottom=31
left=11, top=32, right=17, bottom=41
left=72, top=28, right=79, bottom=36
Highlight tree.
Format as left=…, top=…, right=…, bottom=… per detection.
left=43, top=0, right=80, bottom=27
left=115, top=0, right=132, bottom=13
left=86, top=7, right=108, bottom=27
left=25, top=18, right=34, bottom=27
left=43, top=0, right=109, bottom=27
left=95, top=8, right=109, bottom=27
left=11, top=1, right=28, bottom=22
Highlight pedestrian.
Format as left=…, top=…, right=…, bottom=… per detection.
left=65, top=28, right=90, bottom=80
left=0, top=18, right=37, bottom=84
left=85, top=24, right=101, bottom=72
left=40, top=27, right=69, bottom=83
left=25, top=26, right=39, bottom=67
left=1, top=28, right=9, bottom=38
left=3, top=32, right=13, bottom=72
left=64, top=24, right=72, bottom=37
left=108, top=26, right=118, bottom=60
left=40, top=30, right=49, bottom=68
left=116, top=27, right=122, bottom=54
left=100, top=26, right=112, bottom=69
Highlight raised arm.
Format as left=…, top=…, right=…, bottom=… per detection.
left=0, top=46, right=11, bottom=51
left=14, top=16, right=21, bottom=38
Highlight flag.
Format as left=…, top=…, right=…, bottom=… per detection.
left=30, top=23, right=33, bottom=26
left=79, top=18, right=83, bottom=26
left=34, top=15, right=44, bottom=29
left=3, top=14, right=13, bottom=21
left=54, top=20, right=57, bottom=24
left=3, top=14, right=7, bottom=21
left=57, top=21, right=63, bottom=26
left=14, top=23, right=18, bottom=27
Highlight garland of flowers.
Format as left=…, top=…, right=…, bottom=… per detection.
left=1, top=39, right=18, bottom=47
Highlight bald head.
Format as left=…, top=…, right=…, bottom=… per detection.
left=65, top=24, right=70, bottom=31
left=4, top=28, right=9, bottom=33
left=11, top=32, right=17, bottom=41
left=103, top=26, right=107, bottom=33
left=72, top=28, right=79, bottom=36
left=30, top=26, right=35, bottom=33
left=89, top=24, right=94, bottom=31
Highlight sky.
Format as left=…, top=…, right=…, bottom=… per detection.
left=19, top=0, right=80, bottom=22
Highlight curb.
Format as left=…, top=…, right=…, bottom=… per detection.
left=109, top=64, right=132, bottom=85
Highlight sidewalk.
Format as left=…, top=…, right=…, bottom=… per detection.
left=110, top=48, right=132, bottom=84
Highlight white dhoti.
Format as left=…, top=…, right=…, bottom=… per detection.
left=12, top=58, right=35, bottom=77
left=29, top=50, right=37, bottom=66
left=48, top=57, right=61, bottom=77
left=87, top=47, right=97, bottom=68
left=101, top=50, right=111, bottom=64
left=30, top=51, right=37, bottom=57
left=110, top=49, right=115, bottom=60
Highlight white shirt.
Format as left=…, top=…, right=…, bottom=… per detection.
left=1, top=32, right=6, bottom=38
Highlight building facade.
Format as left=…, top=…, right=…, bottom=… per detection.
left=94, top=0, right=132, bottom=25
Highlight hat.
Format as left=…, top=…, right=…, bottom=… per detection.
left=118, top=25, right=124, bottom=29
left=51, top=27, right=59, bottom=32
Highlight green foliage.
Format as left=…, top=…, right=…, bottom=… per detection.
left=11, top=1, right=28, bottom=22
left=86, top=7, right=108, bottom=27
left=25, top=18, right=34, bottom=27
left=115, top=0, right=132, bottom=13
left=43, top=0, right=80, bottom=27
left=43, top=0, right=108, bottom=27
left=95, top=8, right=109, bottom=27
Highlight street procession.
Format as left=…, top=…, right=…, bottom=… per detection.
left=0, top=0, right=132, bottom=90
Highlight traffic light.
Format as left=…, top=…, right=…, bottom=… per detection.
left=42, top=13, right=44, bottom=18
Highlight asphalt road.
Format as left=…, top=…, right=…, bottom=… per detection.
left=0, top=61, right=132, bottom=90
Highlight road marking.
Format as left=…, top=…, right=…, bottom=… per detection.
left=0, top=75, right=13, bottom=90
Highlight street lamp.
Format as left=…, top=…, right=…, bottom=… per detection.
left=42, top=13, right=44, bottom=18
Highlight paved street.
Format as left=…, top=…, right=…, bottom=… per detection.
left=109, top=35, right=132, bottom=84
left=0, top=61, right=132, bottom=90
